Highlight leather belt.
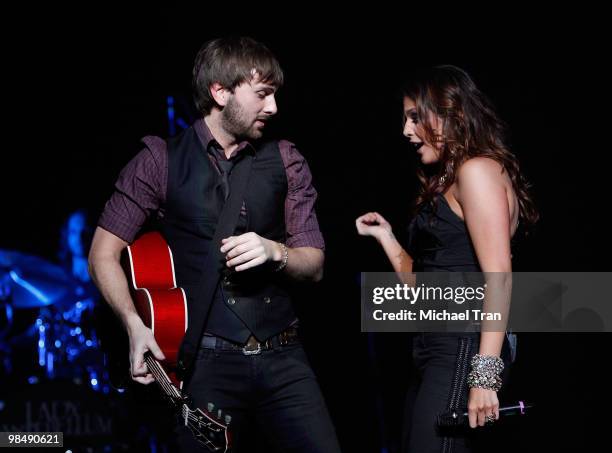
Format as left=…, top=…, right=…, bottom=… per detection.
left=200, top=327, right=299, bottom=355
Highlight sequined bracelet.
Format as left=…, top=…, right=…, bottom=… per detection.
left=466, top=354, right=504, bottom=392
left=275, top=243, right=288, bottom=272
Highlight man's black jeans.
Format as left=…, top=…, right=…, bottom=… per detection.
left=174, top=340, right=342, bottom=452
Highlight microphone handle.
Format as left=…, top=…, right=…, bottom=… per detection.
left=437, top=401, right=533, bottom=428
left=461, top=402, right=533, bottom=417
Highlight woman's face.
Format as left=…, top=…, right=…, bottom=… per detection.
left=402, top=97, right=443, bottom=165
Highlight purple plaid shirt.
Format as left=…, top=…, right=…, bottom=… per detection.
left=98, top=118, right=324, bottom=250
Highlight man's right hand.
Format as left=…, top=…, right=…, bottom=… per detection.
left=127, top=320, right=166, bottom=385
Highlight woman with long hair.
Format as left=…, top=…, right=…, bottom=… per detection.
left=356, top=65, right=537, bottom=452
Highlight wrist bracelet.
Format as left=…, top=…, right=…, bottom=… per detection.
left=275, top=243, right=288, bottom=272
left=467, top=354, right=504, bottom=391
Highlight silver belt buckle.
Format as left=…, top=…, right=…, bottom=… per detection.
left=242, top=342, right=262, bottom=356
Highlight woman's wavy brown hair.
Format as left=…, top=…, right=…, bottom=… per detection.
left=402, top=65, right=538, bottom=226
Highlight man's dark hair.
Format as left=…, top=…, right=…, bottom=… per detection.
left=192, top=36, right=284, bottom=114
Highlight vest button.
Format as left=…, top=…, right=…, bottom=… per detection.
left=227, top=297, right=236, bottom=305
left=263, top=296, right=271, bottom=304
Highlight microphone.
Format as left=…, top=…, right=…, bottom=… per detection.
left=437, top=401, right=533, bottom=428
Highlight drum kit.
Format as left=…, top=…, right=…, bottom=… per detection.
left=0, top=249, right=109, bottom=391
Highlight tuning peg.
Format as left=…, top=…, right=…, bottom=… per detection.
left=207, top=402, right=215, bottom=413
left=224, top=414, right=232, bottom=425
left=217, top=409, right=223, bottom=419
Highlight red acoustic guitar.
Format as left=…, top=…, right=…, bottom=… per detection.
left=125, top=231, right=231, bottom=452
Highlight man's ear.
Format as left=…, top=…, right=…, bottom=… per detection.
left=210, top=82, right=230, bottom=107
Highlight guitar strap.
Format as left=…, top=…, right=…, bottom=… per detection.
left=176, top=151, right=254, bottom=381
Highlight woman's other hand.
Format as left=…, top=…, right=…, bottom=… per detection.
left=356, top=212, right=392, bottom=242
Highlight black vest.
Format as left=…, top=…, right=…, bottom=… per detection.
left=156, top=126, right=297, bottom=345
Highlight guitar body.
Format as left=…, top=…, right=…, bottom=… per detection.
left=125, top=231, right=187, bottom=386
left=123, top=231, right=231, bottom=451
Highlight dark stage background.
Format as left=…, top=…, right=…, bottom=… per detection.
left=2, top=9, right=610, bottom=452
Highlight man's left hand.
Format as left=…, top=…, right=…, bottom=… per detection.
left=221, top=232, right=282, bottom=271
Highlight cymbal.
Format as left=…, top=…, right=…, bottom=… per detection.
left=0, top=249, right=77, bottom=308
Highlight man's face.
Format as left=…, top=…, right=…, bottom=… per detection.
left=222, top=74, right=278, bottom=140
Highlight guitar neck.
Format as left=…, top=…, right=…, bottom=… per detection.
left=144, top=353, right=182, bottom=401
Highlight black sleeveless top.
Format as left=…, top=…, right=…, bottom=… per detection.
left=407, top=194, right=516, bottom=364
left=405, top=193, right=481, bottom=272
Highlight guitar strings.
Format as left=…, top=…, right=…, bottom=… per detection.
left=144, top=356, right=218, bottom=428
left=144, top=354, right=180, bottom=399
left=143, top=354, right=227, bottom=436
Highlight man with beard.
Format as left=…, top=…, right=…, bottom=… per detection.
left=88, top=37, right=341, bottom=452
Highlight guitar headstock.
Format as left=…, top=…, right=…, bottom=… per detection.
left=181, top=401, right=232, bottom=452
